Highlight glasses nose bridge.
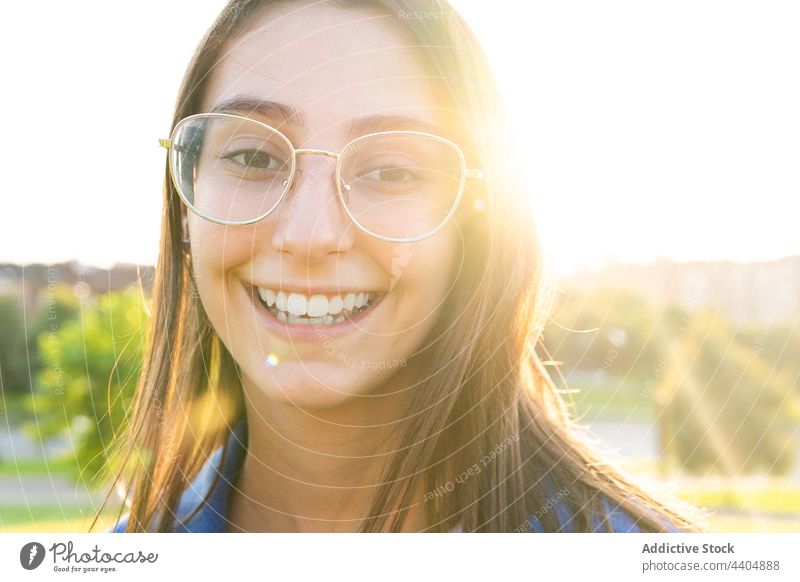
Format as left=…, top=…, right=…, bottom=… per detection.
left=287, top=147, right=342, bottom=194
left=294, top=147, right=339, bottom=160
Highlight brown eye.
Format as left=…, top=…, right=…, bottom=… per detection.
left=224, top=149, right=280, bottom=171
left=359, top=166, right=418, bottom=183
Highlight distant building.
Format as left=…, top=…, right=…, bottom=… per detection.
left=562, top=256, right=800, bottom=325
left=0, top=262, right=155, bottom=314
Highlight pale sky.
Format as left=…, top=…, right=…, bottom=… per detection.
left=2, top=1, right=798, bottom=276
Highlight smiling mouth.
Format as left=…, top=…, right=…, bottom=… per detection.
left=253, top=286, right=383, bottom=326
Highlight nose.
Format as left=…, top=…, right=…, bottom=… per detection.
left=271, top=158, right=355, bottom=264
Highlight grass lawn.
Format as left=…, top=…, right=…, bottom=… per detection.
left=0, top=454, right=120, bottom=532
left=671, top=477, right=800, bottom=532
left=0, top=455, right=76, bottom=477
left=678, top=482, right=800, bottom=514
left=565, top=379, right=654, bottom=422
left=0, top=504, right=117, bottom=532
left=703, top=511, right=800, bottom=533
left=611, top=468, right=800, bottom=532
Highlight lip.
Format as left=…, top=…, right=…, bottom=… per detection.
left=245, top=283, right=386, bottom=342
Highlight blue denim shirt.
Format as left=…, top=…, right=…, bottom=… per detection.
left=110, top=420, right=657, bottom=533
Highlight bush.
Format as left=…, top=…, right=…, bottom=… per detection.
left=653, top=311, right=799, bottom=476
left=27, top=288, right=148, bottom=483
left=0, top=294, right=28, bottom=397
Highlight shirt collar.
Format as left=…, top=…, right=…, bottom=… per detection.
left=172, top=418, right=248, bottom=532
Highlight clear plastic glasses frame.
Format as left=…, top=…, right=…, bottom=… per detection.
left=159, top=112, right=484, bottom=243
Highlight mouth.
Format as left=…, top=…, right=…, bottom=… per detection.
left=250, top=285, right=385, bottom=327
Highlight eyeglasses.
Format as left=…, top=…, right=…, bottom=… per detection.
left=159, top=112, right=483, bottom=243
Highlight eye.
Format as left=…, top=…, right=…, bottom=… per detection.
left=222, top=149, right=284, bottom=172
left=359, top=165, right=418, bottom=183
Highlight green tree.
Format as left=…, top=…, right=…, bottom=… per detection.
left=0, top=285, right=81, bottom=422
left=26, top=284, right=81, bottom=390
left=28, top=288, right=148, bottom=483
left=653, top=311, right=799, bottom=476
left=0, top=293, right=29, bottom=398
left=542, top=287, right=663, bottom=380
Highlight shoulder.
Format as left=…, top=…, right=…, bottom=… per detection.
left=108, top=516, right=128, bottom=533
left=525, top=494, right=682, bottom=533
left=107, top=447, right=225, bottom=533
left=108, top=420, right=248, bottom=533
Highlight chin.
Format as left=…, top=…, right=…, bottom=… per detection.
left=247, top=362, right=377, bottom=410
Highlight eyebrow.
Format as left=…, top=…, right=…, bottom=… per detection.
left=208, top=95, right=448, bottom=137
left=348, top=114, right=447, bottom=137
left=210, top=96, right=304, bottom=127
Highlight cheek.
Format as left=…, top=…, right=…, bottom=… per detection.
left=189, top=221, right=254, bottom=276
left=188, top=221, right=258, bottom=318
left=391, top=232, right=459, bottom=325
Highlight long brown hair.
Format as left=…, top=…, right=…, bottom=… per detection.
left=98, top=0, right=698, bottom=532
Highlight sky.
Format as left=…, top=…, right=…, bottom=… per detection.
left=1, top=1, right=798, bottom=276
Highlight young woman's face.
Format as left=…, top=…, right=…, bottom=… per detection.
left=189, top=3, right=463, bottom=409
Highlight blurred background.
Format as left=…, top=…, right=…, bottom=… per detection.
left=1, top=1, right=798, bottom=532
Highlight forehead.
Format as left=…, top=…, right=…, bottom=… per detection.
left=201, top=3, right=456, bottom=137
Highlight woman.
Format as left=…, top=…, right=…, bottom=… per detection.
left=104, top=0, right=696, bottom=532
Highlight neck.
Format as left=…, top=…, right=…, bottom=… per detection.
left=227, top=374, right=429, bottom=532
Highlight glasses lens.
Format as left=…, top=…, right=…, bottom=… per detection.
left=339, top=133, right=464, bottom=240
left=170, top=115, right=294, bottom=223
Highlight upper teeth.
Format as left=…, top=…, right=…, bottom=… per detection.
left=257, top=288, right=372, bottom=317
